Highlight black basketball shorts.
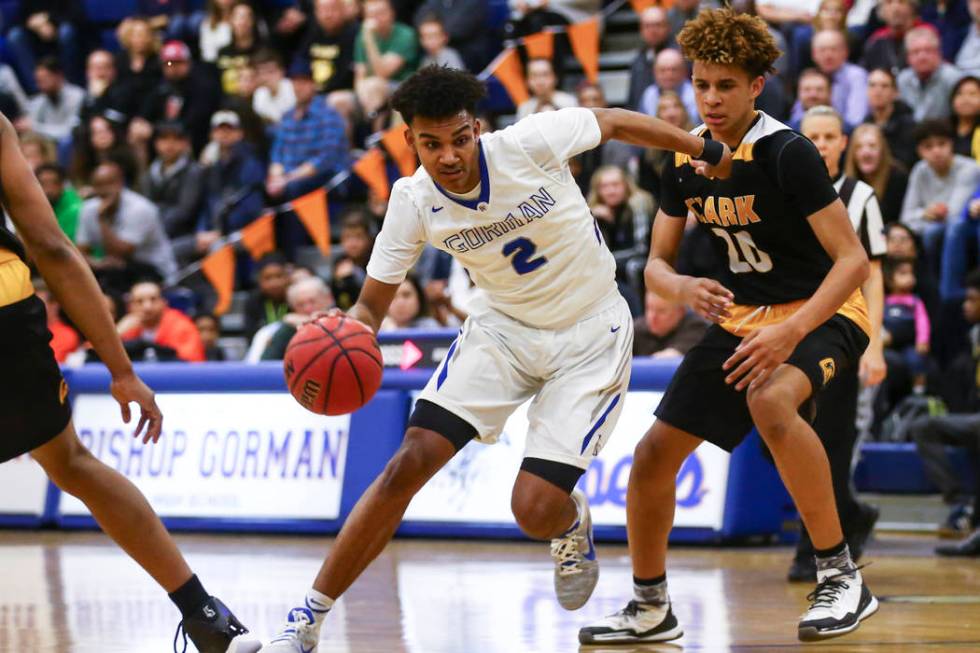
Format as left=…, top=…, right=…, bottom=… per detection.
left=0, top=294, right=72, bottom=463
left=654, top=314, right=869, bottom=452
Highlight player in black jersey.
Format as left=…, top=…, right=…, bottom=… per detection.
left=0, top=114, right=259, bottom=653
left=580, top=9, right=878, bottom=644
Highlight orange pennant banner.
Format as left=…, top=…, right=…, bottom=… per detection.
left=629, top=0, right=660, bottom=13
left=524, top=31, right=554, bottom=61
left=240, top=212, right=275, bottom=260
left=381, top=124, right=418, bottom=179
left=201, top=244, right=236, bottom=315
left=568, top=17, right=600, bottom=83
left=491, top=47, right=529, bottom=106
left=353, top=147, right=391, bottom=200
left=292, top=188, right=331, bottom=257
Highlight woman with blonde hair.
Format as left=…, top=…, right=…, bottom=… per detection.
left=845, top=123, right=909, bottom=223
left=587, top=165, right=654, bottom=310
left=115, top=17, right=162, bottom=107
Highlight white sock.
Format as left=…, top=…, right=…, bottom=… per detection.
left=303, top=588, right=334, bottom=628
left=634, top=576, right=669, bottom=605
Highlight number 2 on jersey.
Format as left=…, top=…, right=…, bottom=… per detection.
left=502, top=237, right=548, bottom=275
left=711, top=228, right=773, bottom=273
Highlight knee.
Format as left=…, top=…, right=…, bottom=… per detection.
left=633, top=434, right=665, bottom=474
left=747, top=384, right=796, bottom=442
left=511, top=490, right=566, bottom=540
left=632, top=427, right=687, bottom=482
left=378, top=433, right=442, bottom=499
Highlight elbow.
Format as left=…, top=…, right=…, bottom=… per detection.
left=593, top=108, right=622, bottom=142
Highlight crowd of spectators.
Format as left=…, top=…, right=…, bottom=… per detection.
left=6, top=2, right=980, bottom=515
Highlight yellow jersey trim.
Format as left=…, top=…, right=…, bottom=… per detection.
left=718, top=288, right=870, bottom=338
left=0, top=247, right=33, bottom=308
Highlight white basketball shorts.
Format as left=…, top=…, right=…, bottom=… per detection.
left=417, top=294, right=633, bottom=469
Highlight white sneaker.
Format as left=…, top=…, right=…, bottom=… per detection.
left=798, top=565, right=878, bottom=641
left=259, top=607, right=321, bottom=653
left=578, top=600, right=683, bottom=644
left=550, top=489, right=599, bottom=610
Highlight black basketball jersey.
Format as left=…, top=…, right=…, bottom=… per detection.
left=660, top=112, right=840, bottom=307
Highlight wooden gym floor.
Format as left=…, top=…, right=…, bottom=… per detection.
left=0, top=531, right=977, bottom=652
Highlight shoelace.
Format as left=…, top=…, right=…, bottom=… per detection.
left=550, top=536, right=584, bottom=576
left=620, top=600, right=642, bottom=617
left=806, top=566, right=863, bottom=610
left=173, top=621, right=188, bottom=653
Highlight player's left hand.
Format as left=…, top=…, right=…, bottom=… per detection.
left=723, top=322, right=803, bottom=391
left=110, top=372, right=163, bottom=444
left=859, top=346, right=887, bottom=386
left=693, top=142, right=733, bottom=180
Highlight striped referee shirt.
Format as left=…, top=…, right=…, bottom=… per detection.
left=833, top=175, right=887, bottom=259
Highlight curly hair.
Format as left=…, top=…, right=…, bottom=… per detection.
left=676, top=8, right=781, bottom=78
left=390, top=65, right=487, bottom=124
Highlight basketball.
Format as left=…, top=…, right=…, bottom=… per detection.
left=283, top=315, right=383, bottom=415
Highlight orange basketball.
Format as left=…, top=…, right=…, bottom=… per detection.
left=283, top=315, right=383, bottom=415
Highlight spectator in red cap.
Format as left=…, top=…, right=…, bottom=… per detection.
left=134, top=40, right=222, bottom=155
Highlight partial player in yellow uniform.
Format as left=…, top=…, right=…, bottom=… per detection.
left=0, top=113, right=258, bottom=653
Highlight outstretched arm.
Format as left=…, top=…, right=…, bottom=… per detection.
left=591, top=107, right=732, bottom=179
left=0, top=114, right=162, bottom=441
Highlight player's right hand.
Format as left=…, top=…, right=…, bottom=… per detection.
left=693, top=142, right=733, bottom=180
left=681, top=277, right=734, bottom=323
left=110, top=371, right=163, bottom=444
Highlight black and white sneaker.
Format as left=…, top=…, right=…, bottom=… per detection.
left=174, top=596, right=261, bottom=653
left=798, top=566, right=878, bottom=642
left=578, top=600, right=683, bottom=644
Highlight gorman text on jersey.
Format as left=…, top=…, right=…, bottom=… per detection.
left=442, top=187, right=557, bottom=253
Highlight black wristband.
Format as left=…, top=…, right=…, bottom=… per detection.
left=699, top=139, right=725, bottom=166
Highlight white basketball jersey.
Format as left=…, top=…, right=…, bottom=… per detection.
left=366, top=108, right=619, bottom=330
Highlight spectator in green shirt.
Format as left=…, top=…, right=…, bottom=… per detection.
left=36, top=163, right=82, bottom=242
left=354, top=0, right=419, bottom=85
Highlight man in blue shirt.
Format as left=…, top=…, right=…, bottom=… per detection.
left=266, top=58, right=350, bottom=201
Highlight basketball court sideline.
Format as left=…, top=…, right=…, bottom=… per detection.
left=0, top=531, right=977, bottom=652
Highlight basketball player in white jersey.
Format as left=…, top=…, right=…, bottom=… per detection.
left=258, top=65, right=732, bottom=652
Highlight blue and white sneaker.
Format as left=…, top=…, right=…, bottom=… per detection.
left=550, top=489, right=598, bottom=610
left=258, top=606, right=322, bottom=653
